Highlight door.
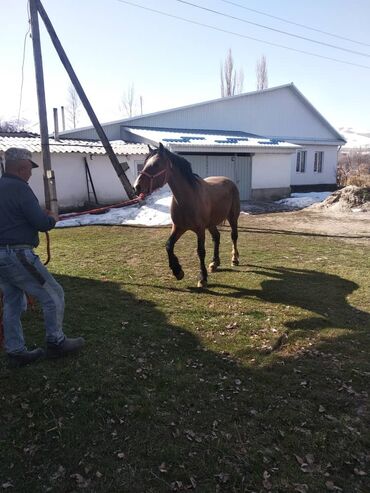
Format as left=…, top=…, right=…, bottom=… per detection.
left=182, top=154, right=252, bottom=200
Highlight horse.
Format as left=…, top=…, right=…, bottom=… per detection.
left=134, top=143, right=240, bottom=288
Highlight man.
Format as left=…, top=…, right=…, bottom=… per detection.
left=0, top=147, right=85, bottom=368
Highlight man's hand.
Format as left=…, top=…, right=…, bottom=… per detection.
left=45, top=209, right=59, bottom=222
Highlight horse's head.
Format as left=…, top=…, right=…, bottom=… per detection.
left=134, top=143, right=171, bottom=195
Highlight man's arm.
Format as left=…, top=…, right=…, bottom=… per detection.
left=20, top=189, right=56, bottom=232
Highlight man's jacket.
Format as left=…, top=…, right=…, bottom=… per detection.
left=0, top=173, right=55, bottom=247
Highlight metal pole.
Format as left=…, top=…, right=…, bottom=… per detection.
left=61, top=106, right=66, bottom=131
left=36, top=0, right=135, bottom=199
left=53, top=108, right=59, bottom=141
left=29, top=0, right=58, bottom=213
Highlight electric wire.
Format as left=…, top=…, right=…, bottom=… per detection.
left=175, top=0, right=370, bottom=58
left=116, top=0, right=370, bottom=70
left=17, top=5, right=32, bottom=126
left=219, top=0, right=370, bottom=48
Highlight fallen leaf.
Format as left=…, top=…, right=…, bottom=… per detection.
left=159, top=462, right=168, bottom=473
left=295, top=455, right=305, bottom=465
left=353, top=468, right=367, bottom=476
left=325, top=480, right=343, bottom=491
left=294, top=484, right=308, bottom=493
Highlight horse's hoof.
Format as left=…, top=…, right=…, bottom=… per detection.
left=231, top=260, right=239, bottom=266
left=175, top=270, right=184, bottom=280
left=208, top=262, right=219, bottom=273
left=197, top=280, right=207, bottom=289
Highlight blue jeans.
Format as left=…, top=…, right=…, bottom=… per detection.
left=0, top=247, right=65, bottom=354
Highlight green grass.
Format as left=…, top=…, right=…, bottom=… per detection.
left=1, top=218, right=369, bottom=492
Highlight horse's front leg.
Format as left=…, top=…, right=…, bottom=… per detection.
left=166, top=226, right=185, bottom=280
left=196, top=229, right=208, bottom=289
left=208, top=226, right=220, bottom=272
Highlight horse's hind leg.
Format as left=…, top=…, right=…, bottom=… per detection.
left=196, top=229, right=208, bottom=289
left=228, top=216, right=239, bottom=266
left=166, top=226, right=185, bottom=280
left=208, top=225, right=220, bottom=272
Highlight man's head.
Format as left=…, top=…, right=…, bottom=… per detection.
left=4, top=147, right=39, bottom=182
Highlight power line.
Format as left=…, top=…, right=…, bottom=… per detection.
left=175, top=0, right=370, bottom=58
left=116, top=0, right=370, bottom=70
left=17, top=5, right=32, bottom=126
left=219, top=0, right=370, bottom=48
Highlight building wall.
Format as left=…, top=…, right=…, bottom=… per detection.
left=252, top=153, right=291, bottom=200
left=290, top=145, right=338, bottom=186
left=114, top=86, right=336, bottom=141
left=28, top=153, right=143, bottom=210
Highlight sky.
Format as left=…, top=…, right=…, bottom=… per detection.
left=1, top=0, right=370, bottom=133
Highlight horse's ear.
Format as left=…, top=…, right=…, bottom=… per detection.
left=147, top=144, right=156, bottom=153
left=158, top=142, right=166, bottom=154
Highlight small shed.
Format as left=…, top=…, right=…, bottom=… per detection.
left=0, top=132, right=147, bottom=209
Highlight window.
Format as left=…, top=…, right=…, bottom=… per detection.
left=314, top=151, right=323, bottom=173
left=296, top=151, right=306, bottom=173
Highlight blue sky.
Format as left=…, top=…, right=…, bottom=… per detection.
left=1, top=0, right=370, bottom=132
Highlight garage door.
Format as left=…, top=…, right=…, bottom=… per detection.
left=184, top=154, right=252, bottom=200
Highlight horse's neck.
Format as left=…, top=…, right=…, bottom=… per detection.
left=167, top=169, right=197, bottom=204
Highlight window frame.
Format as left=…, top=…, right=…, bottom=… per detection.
left=314, top=151, right=324, bottom=173
left=296, top=150, right=306, bottom=173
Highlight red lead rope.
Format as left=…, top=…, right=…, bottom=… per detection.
left=59, top=194, right=145, bottom=220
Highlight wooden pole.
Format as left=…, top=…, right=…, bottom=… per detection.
left=29, top=0, right=58, bottom=213
left=36, top=0, right=135, bottom=199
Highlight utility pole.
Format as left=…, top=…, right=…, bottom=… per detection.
left=36, top=0, right=135, bottom=199
left=29, top=0, right=58, bottom=213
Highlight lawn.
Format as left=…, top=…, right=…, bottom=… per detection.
left=1, top=217, right=369, bottom=492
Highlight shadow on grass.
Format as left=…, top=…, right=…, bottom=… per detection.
left=210, top=265, right=370, bottom=330
left=125, top=265, right=370, bottom=333
left=236, top=225, right=370, bottom=240
left=0, top=273, right=369, bottom=492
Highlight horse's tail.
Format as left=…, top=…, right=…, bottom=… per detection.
left=231, top=183, right=240, bottom=219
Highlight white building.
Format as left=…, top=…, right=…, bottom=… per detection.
left=1, top=84, right=345, bottom=209
left=60, top=83, right=346, bottom=196
left=0, top=133, right=147, bottom=209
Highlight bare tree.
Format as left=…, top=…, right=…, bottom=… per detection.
left=220, top=49, right=244, bottom=97
left=0, top=119, right=26, bottom=132
left=256, top=55, right=268, bottom=91
left=66, top=84, right=81, bottom=129
left=121, top=83, right=136, bottom=118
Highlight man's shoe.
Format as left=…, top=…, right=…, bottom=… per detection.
left=46, top=337, right=85, bottom=359
left=7, top=348, right=45, bottom=368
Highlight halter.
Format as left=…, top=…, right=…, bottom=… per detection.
left=139, top=158, right=170, bottom=193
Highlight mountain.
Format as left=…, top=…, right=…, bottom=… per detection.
left=338, top=127, right=370, bottom=149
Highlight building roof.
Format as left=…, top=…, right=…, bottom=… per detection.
left=122, top=126, right=300, bottom=152
left=0, top=135, right=148, bottom=156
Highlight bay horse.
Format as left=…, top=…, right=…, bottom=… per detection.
left=134, top=143, right=240, bottom=288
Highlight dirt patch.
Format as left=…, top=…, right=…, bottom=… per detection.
left=311, top=185, right=370, bottom=213
left=240, top=186, right=370, bottom=242
left=242, top=209, right=369, bottom=239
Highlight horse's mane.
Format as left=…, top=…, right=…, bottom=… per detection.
left=165, top=149, right=199, bottom=187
